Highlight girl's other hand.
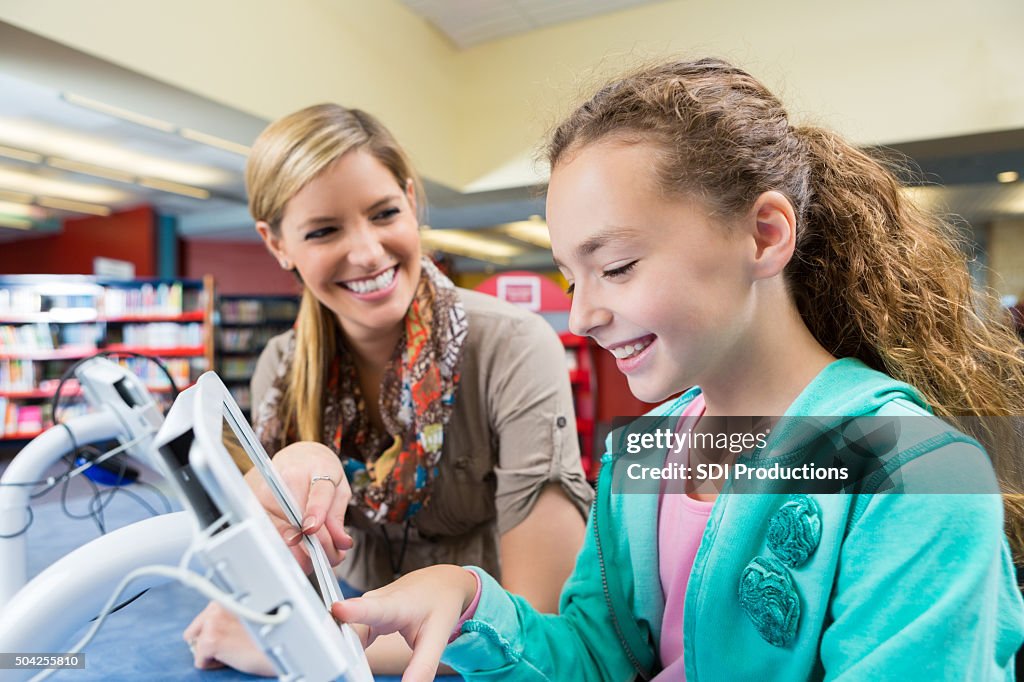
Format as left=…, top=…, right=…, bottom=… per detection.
left=183, top=601, right=275, bottom=676
left=244, top=441, right=354, bottom=571
left=332, top=565, right=478, bottom=682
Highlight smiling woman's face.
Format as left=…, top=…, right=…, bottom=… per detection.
left=260, top=148, right=422, bottom=347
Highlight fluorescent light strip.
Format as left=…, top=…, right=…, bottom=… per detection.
left=47, top=157, right=135, bottom=183
left=62, top=93, right=177, bottom=133
left=138, top=177, right=210, bottom=199
left=500, top=220, right=551, bottom=249
left=0, top=144, right=43, bottom=164
left=420, top=228, right=524, bottom=264
left=37, top=196, right=112, bottom=216
left=0, top=200, right=43, bottom=218
left=180, top=128, right=251, bottom=156
left=0, top=215, right=33, bottom=230
left=0, top=189, right=32, bottom=204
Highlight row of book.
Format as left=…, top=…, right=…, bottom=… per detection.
left=217, top=327, right=286, bottom=353
left=102, top=283, right=196, bottom=317
left=114, top=323, right=204, bottom=348
left=0, top=323, right=103, bottom=351
left=111, top=357, right=204, bottom=389
left=0, top=357, right=205, bottom=394
left=219, top=357, right=257, bottom=381
left=0, top=359, right=38, bottom=391
left=0, top=283, right=203, bottom=317
left=220, top=298, right=298, bottom=324
left=0, top=290, right=95, bottom=316
left=0, top=398, right=89, bottom=437
left=228, top=385, right=251, bottom=412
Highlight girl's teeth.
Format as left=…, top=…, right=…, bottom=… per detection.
left=345, top=267, right=396, bottom=294
left=611, top=339, right=652, bottom=359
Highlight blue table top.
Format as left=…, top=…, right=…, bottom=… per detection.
left=17, top=468, right=453, bottom=681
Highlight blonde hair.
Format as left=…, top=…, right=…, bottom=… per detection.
left=548, top=58, right=1024, bottom=559
left=246, top=104, right=423, bottom=444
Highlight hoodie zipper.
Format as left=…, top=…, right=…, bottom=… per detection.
left=594, top=474, right=652, bottom=680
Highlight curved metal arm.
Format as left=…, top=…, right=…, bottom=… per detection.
left=0, top=511, right=193, bottom=682
left=0, top=410, right=124, bottom=606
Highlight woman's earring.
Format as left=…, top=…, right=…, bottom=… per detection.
left=280, top=260, right=292, bottom=270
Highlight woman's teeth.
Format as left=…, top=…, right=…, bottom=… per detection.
left=611, top=338, right=653, bottom=359
left=342, top=267, right=396, bottom=294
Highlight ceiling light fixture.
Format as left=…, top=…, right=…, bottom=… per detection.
left=47, top=157, right=135, bottom=183
left=419, top=227, right=525, bottom=264
left=138, top=177, right=210, bottom=199
left=180, top=129, right=251, bottom=156
left=0, top=144, right=43, bottom=164
left=0, top=119, right=230, bottom=186
left=37, top=196, right=112, bottom=216
left=0, top=189, right=33, bottom=204
left=62, top=93, right=177, bottom=133
left=499, top=219, right=551, bottom=249
left=0, top=200, right=44, bottom=219
left=998, top=171, right=1020, bottom=184
left=63, top=93, right=252, bottom=161
left=0, top=166, right=128, bottom=203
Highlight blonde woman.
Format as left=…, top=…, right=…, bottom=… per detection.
left=183, top=104, right=592, bottom=675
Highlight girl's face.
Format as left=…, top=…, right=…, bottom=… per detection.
left=259, top=149, right=422, bottom=347
left=547, top=140, right=758, bottom=403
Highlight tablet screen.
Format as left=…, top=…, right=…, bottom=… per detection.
left=220, top=406, right=342, bottom=609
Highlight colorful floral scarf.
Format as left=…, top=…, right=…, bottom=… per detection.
left=254, top=257, right=467, bottom=524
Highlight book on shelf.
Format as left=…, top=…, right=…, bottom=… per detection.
left=0, top=276, right=215, bottom=439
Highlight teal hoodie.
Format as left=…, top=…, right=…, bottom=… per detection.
left=442, top=358, right=1024, bottom=680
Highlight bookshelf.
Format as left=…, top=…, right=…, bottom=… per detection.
left=215, top=294, right=299, bottom=416
left=0, top=275, right=215, bottom=441
left=560, top=332, right=598, bottom=480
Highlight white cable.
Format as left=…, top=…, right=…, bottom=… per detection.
left=0, top=432, right=150, bottom=491
left=178, top=513, right=230, bottom=573
left=29, top=518, right=290, bottom=682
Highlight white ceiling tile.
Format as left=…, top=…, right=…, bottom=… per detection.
left=397, top=0, right=668, bottom=48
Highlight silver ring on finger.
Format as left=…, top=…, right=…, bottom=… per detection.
left=310, top=474, right=337, bottom=488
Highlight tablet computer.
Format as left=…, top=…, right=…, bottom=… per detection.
left=154, top=371, right=371, bottom=682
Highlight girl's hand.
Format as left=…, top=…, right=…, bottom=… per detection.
left=331, top=565, right=478, bottom=682
left=183, top=601, right=275, bottom=676
left=244, top=441, right=354, bottom=571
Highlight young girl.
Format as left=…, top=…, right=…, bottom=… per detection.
left=300, top=58, right=1024, bottom=679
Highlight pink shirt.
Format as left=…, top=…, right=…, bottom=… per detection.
left=654, top=395, right=712, bottom=680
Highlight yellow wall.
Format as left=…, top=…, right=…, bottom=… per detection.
left=988, top=219, right=1024, bottom=298
left=0, top=0, right=464, bottom=183
left=2, top=0, right=1023, bottom=191
left=454, top=0, right=1024, bottom=188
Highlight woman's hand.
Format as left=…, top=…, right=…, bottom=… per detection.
left=244, top=441, right=354, bottom=572
left=183, top=602, right=275, bottom=676
left=332, top=565, right=478, bottom=682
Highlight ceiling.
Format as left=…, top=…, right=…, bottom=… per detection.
left=398, top=0, right=668, bottom=49
left=0, top=72, right=250, bottom=222
left=0, top=14, right=1022, bottom=270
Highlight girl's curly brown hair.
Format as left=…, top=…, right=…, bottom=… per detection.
left=549, top=57, right=1024, bottom=560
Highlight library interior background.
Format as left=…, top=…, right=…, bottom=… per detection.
left=0, top=4, right=1022, bottom=676
left=0, top=0, right=1022, bottom=487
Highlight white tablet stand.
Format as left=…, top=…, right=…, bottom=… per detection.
left=0, top=368, right=371, bottom=682
left=0, top=357, right=164, bottom=606
left=151, top=371, right=371, bottom=682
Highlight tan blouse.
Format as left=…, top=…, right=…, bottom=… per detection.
left=250, top=288, right=594, bottom=591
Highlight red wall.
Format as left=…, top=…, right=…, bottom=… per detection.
left=594, top=349, right=654, bottom=421
left=180, top=239, right=301, bottom=296
left=0, top=206, right=155, bottom=275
